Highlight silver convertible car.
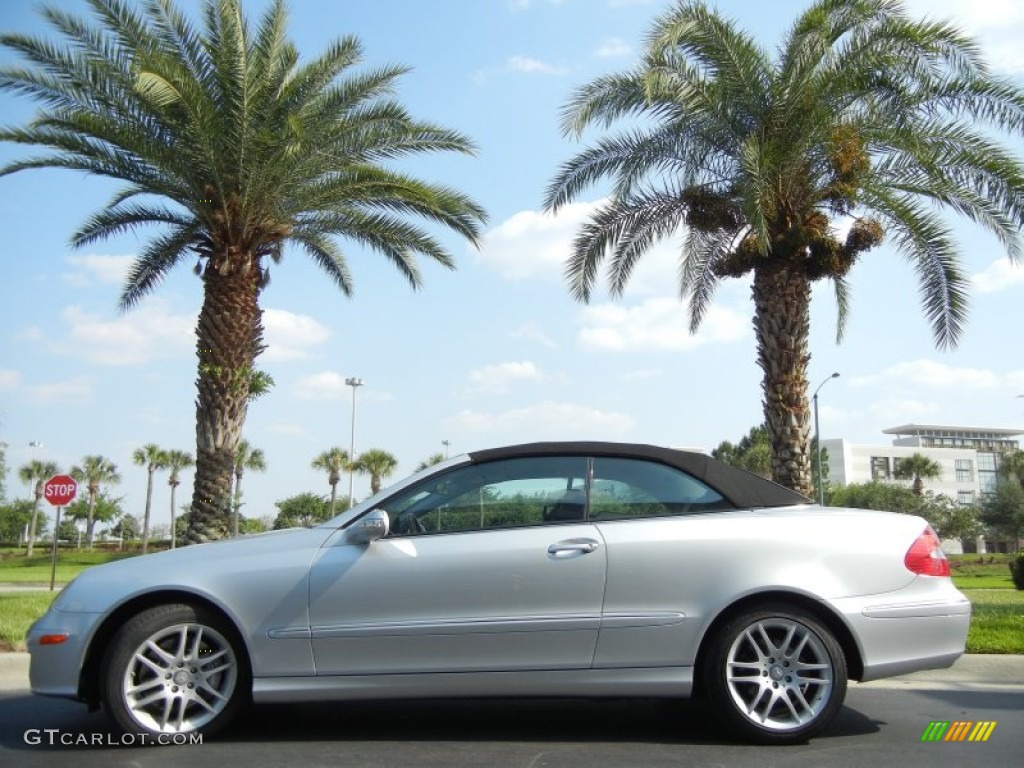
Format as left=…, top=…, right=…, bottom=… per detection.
left=28, top=442, right=970, bottom=744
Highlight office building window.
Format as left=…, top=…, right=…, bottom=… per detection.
left=955, top=459, right=973, bottom=483
left=957, top=490, right=975, bottom=507
left=871, top=456, right=891, bottom=480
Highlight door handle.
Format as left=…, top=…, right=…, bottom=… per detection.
left=547, top=538, right=600, bottom=556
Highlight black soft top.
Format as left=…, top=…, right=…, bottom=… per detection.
left=468, top=441, right=811, bottom=509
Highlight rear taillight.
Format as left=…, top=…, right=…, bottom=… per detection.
left=904, top=526, right=950, bottom=577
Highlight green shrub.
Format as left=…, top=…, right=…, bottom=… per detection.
left=1009, top=556, right=1024, bottom=591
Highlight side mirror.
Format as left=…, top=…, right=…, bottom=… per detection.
left=347, top=509, right=390, bottom=544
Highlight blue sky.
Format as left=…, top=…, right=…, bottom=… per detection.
left=2, top=0, right=1023, bottom=533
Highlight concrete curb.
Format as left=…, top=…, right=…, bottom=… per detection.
left=2, top=653, right=1023, bottom=693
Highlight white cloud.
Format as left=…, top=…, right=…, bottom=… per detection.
left=468, top=361, right=545, bottom=394
left=448, top=400, right=635, bottom=440
left=608, top=0, right=654, bottom=7
left=478, top=200, right=683, bottom=296
left=60, top=302, right=195, bottom=366
left=850, top=359, right=1007, bottom=390
left=595, top=37, right=632, bottom=58
left=293, top=371, right=350, bottom=400
left=22, top=376, right=94, bottom=404
left=506, top=55, right=568, bottom=76
left=62, top=254, right=135, bottom=286
left=511, top=322, right=559, bottom=349
left=577, top=297, right=748, bottom=351
left=0, top=369, right=21, bottom=392
left=972, top=258, right=1024, bottom=294
left=866, top=398, right=941, bottom=421
left=262, top=309, right=331, bottom=362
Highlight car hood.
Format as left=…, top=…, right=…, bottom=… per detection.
left=53, top=526, right=330, bottom=613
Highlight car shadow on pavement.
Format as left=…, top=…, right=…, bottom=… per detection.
left=0, top=693, right=885, bottom=750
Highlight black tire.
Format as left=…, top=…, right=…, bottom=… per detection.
left=100, top=603, right=250, bottom=741
left=700, top=603, right=847, bottom=745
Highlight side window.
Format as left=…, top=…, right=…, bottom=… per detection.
left=384, top=456, right=588, bottom=536
left=590, top=457, right=732, bottom=521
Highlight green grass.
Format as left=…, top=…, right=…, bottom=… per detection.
left=0, top=591, right=58, bottom=651
left=950, top=555, right=1015, bottom=590
left=0, top=551, right=136, bottom=583
left=963, top=588, right=1024, bottom=654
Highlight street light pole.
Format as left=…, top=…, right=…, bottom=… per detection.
left=442, top=440, right=451, bottom=459
left=813, top=372, right=840, bottom=506
left=345, top=377, right=364, bottom=508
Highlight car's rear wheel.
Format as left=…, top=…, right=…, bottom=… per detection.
left=101, top=603, right=249, bottom=740
left=701, top=603, right=847, bottom=744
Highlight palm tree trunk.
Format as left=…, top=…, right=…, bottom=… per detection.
left=170, top=482, right=178, bottom=549
left=188, top=262, right=264, bottom=544
left=752, top=263, right=812, bottom=496
left=141, top=468, right=155, bottom=554
left=86, top=491, right=97, bottom=550
left=26, top=487, right=41, bottom=557
left=329, top=482, right=338, bottom=515
left=232, top=472, right=243, bottom=537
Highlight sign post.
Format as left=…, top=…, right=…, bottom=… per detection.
left=44, top=474, right=78, bottom=592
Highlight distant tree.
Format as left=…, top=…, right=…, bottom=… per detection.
left=65, top=493, right=124, bottom=548
left=108, top=513, right=140, bottom=542
left=70, top=455, right=121, bottom=549
left=354, top=449, right=399, bottom=495
left=831, top=481, right=976, bottom=543
left=893, top=453, right=942, bottom=495
left=273, top=493, right=332, bottom=529
left=239, top=515, right=269, bottom=535
left=133, top=444, right=165, bottom=554
left=998, top=449, right=1024, bottom=487
left=18, top=459, right=58, bottom=556
left=0, top=499, right=33, bottom=543
left=163, top=450, right=194, bottom=549
left=980, top=482, right=1024, bottom=550
left=233, top=440, right=266, bottom=537
left=712, top=425, right=772, bottom=479
left=415, top=452, right=447, bottom=472
left=311, top=447, right=350, bottom=515
left=924, top=496, right=980, bottom=542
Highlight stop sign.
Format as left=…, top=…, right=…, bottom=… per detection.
left=43, top=474, right=78, bottom=506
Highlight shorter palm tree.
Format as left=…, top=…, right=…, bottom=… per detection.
left=415, top=453, right=446, bottom=472
left=163, top=450, right=194, bottom=549
left=312, top=448, right=350, bottom=515
left=70, top=455, right=120, bottom=549
left=133, top=444, right=166, bottom=554
left=233, top=440, right=266, bottom=537
left=354, top=449, right=398, bottom=496
left=19, top=460, right=59, bottom=556
left=894, top=453, right=942, bottom=496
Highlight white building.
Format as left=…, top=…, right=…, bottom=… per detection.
left=822, top=424, right=1022, bottom=552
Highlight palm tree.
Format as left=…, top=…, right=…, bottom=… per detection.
left=163, top=450, right=194, bottom=549
left=133, top=444, right=166, bottom=554
left=70, top=455, right=121, bottom=549
left=0, top=0, right=486, bottom=544
left=998, top=449, right=1024, bottom=488
left=311, top=447, right=350, bottom=516
left=893, top=453, right=942, bottom=496
left=232, top=440, right=266, bottom=537
left=415, top=452, right=447, bottom=472
left=354, top=449, right=398, bottom=496
left=545, top=0, right=1024, bottom=496
left=18, top=460, right=59, bottom=557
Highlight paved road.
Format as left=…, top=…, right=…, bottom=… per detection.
left=1, top=654, right=1022, bottom=767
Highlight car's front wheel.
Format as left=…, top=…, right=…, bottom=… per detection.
left=701, top=603, right=847, bottom=744
left=101, top=603, right=249, bottom=740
